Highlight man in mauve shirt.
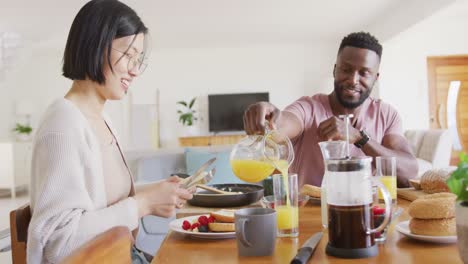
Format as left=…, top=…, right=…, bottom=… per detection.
left=243, top=32, right=418, bottom=188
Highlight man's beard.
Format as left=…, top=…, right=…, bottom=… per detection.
left=334, top=81, right=372, bottom=109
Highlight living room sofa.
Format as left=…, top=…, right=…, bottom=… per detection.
left=404, top=129, right=453, bottom=177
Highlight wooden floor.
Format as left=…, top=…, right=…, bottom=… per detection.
left=0, top=190, right=29, bottom=264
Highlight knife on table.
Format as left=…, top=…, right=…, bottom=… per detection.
left=290, top=232, right=323, bottom=264
left=180, top=157, right=216, bottom=188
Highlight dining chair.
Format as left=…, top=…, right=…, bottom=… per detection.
left=62, top=226, right=134, bottom=264
left=9, top=204, right=31, bottom=264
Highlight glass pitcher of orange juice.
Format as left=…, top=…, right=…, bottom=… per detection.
left=230, top=129, right=294, bottom=183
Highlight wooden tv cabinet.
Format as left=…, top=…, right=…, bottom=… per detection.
left=178, top=134, right=245, bottom=147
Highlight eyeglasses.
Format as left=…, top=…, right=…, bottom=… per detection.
left=112, top=48, right=148, bottom=74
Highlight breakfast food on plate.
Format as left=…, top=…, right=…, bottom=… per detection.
left=409, top=179, right=421, bottom=190
left=408, top=193, right=456, bottom=236
left=300, top=184, right=321, bottom=198
left=409, top=218, right=456, bottom=236
left=208, top=222, right=236, bottom=232
left=408, top=192, right=456, bottom=219
left=181, top=210, right=235, bottom=233
left=420, top=168, right=455, bottom=194
left=210, top=209, right=235, bottom=223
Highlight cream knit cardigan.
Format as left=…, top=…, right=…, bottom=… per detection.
left=27, top=98, right=139, bottom=264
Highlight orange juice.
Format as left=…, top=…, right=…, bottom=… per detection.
left=276, top=205, right=299, bottom=229
left=274, top=160, right=298, bottom=235
left=271, top=159, right=289, bottom=176
left=230, top=159, right=275, bottom=182
left=378, top=176, right=397, bottom=200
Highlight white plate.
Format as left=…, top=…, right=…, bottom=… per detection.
left=169, top=215, right=236, bottom=239
left=395, top=220, right=457, bottom=244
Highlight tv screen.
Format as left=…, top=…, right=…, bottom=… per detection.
left=209, top=93, right=269, bottom=132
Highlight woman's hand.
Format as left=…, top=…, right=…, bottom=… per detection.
left=134, top=176, right=194, bottom=218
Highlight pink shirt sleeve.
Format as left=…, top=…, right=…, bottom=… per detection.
left=283, top=96, right=314, bottom=134
left=383, top=104, right=403, bottom=135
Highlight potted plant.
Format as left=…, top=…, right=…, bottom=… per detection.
left=176, top=97, right=198, bottom=136
left=447, top=153, right=468, bottom=263
left=13, top=123, right=33, bottom=141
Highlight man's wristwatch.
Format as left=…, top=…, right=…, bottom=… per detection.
left=354, top=130, right=370, bottom=149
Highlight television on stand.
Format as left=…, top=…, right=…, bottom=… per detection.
left=208, top=92, right=269, bottom=132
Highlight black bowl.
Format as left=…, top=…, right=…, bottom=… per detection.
left=188, top=183, right=264, bottom=207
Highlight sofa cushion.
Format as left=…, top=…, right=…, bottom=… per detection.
left=416, top=158, right=433, bottom=178
left=419, top=130, right=452, bottom=168
left=185, top=148, right=245, bottom=184
left=128, top=148, right=186, bottom=183
left=404, top=130, right=425, bottom=156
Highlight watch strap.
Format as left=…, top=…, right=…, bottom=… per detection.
left=354, top=130, right=369, bottom=148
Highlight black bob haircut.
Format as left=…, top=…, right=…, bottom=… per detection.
left=63, top=0, right=148, bottom=84
left=338, top=32, right=382, bottom=59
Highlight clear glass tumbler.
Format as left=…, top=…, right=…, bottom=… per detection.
left=273, top=173, right=299, bottom=237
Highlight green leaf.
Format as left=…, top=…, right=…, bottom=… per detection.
left=177, top=110, right=182, bottom=114
left=459, top=180, right=468, bottom=201
left=447, top=153, right=468, bottom=201
left=461, top=152, right=468, bottom=163
left=447, top=175, right=463, bottom=198
left=179, top=113, right=194, bottom=126
left=13, top=123, right=32, bottom=134
left=176, top=101, right=187, bottom=107
left=189, top=97, right=196, bottom=109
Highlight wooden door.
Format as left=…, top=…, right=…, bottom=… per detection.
left=427, top=55, right=468, bottom=164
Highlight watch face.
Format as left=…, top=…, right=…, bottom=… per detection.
left=361, top=130, right=369, bottom=138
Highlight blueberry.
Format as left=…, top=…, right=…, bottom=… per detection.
left=198, top=225, right=209, bottom=233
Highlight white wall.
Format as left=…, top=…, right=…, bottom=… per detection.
left=0, top=38, right=71, bottom=141
left=0, top=41, right=314, bottom=148
left=379, top=0, right=468, bottom=130
left=133, top=44, right=309, bottom=147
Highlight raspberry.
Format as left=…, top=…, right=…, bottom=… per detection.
left=198, top=215, right=209, bottom=226
left=182, top=220, right=191, bottom=230
left=191, top=222, right=200, bottom=230
left=373, top=206, right=385, bottom=215
left=208, top=216, right=216, bottom=223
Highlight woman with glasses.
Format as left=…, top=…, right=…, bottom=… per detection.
left=27, top=1, right=192, bottom=263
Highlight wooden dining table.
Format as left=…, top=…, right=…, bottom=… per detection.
left=152, top=198, right=462, bottom=263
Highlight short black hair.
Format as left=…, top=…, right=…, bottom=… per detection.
left=63, top=0, right=148, bottom=84
left=338, top=32, right=382, bottom=59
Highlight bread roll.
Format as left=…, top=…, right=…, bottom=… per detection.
left=409, top=218, right=456, bottom=236
left=408, top=193, right=456, bottom=219
left=300, top=184, right=321, bottom=198
left=420, top=168, right=454, bottom=194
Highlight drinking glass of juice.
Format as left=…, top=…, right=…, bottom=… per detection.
left=273, top=173, right=299, bottom=237
left=376, top=156, right=397, bottom=206
left=374, top=156, right=397, bottom=243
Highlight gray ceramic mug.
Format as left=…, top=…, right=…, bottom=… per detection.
left=235, top=208, right=277, bottom=256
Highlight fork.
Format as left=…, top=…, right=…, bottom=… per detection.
left=186, top=168, right=216, bottom=188
left=200, top=168, right=215, bottom=185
